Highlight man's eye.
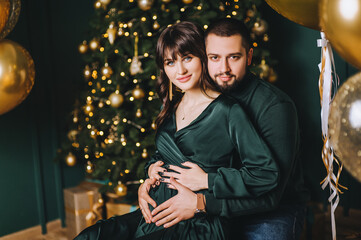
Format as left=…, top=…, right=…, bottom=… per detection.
left=230, top=55, right=240, bottom=60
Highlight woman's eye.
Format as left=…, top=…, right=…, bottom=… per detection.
left=184, top=56, right=192, bottom=62
left=210, top=56, right=218, bottom=61
left=166, top=61, right=174, bottom=66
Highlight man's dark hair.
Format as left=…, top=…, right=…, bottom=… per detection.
left=205, top=18, right=252, bottom=52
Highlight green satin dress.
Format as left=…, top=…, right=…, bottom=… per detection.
left=134, top=94, right=278, bottom=240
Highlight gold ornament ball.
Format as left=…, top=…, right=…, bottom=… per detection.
left=78, top=41, right=88, bottom=54
left=109, top=92, right=124, bottom=108
left=115, top=182, right=127, bottom=197
left=132, top=86, right=145, bottom=99
left=252, top=19, right=268, bottom=36
left=329, top=72, right=361, bottom=183
left=135, top=108, right=142, bottom=118
left=67, top=129, right=78, bottom=141
left=101, top=63, right=113, bottom=78
left=137, top=0, right=154, bottom=11
left=84, top=65, right=91, bottom=79
left=247, top=9, right=255, bottom=18
left=219, top=3, right=225, bottom=11
left=141, top=149, right=148, bottom=159
left=86, top=161, right=94, bottom=174
left=117, top=27, right=124, bottom=36
left=65, top=153, right=77, bottom=167
left=0, top=0, right=21, bottom=40
left=89, top=38, right=100, bottom=51
left=83, top=103, right=94, bottom=114
left=94, top=0, right=102, bottom=9
left=99, top=0, right=111, bottom=6
left=153, top=21, right=160, bottom=30
left=182, top=0, right=193, bottom=4
left=258, top=59, right=270, bottom=79
left=0, top=39, right=35, bottom=115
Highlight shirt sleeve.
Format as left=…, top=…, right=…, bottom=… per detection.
left=205, top=102, right=299, bottom=217
left=144, top=150, right=162, bottom=178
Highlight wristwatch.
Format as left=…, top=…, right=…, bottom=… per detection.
left=195, top=193, right=206, bottom=215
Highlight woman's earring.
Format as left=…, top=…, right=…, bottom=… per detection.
left=169, top=81, right=173, bottom=101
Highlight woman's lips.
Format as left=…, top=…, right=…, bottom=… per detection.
left=177, top=74, right=192, bottom=83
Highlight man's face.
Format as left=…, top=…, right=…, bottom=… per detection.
left=206, top=34, right=253, bottom=91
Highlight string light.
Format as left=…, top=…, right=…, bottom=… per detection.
left=125, top=32, right=129, bottom=36
left=120, top=72, right=125, bottom=76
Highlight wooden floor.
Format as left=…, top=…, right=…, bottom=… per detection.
left=0, top=220, right=69, bottom=240
left=1, top=205, right=361, bottom=240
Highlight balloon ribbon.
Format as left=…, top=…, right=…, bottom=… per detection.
left=317, top=32, right=347, bottom=240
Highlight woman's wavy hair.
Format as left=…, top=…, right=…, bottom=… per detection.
left=155, top=21, right=220, bottom=128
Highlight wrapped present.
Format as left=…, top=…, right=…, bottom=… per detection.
left=104, top=185, right=139, bottom=218
left=106, top=202, right=139, bottom=218
left=64, top=181, right=104, bottom=239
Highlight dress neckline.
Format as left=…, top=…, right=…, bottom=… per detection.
left=173, top=94, right=223, bottom=134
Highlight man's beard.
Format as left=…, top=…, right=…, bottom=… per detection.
left=214, top=73, right=242, bottom=93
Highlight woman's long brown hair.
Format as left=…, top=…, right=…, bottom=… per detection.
left=155, top=21, right=220, bottom=128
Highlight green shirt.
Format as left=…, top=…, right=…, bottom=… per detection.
left=205, top=72, right=309, bottom=217
left=140, top=94, right=278, bottom=238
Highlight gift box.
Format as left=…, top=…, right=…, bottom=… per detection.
left=106, top=202, right=139, bottom=218
left=104, top=185, right=139, bottom=218
left=64, top=181, right=104, bottom=239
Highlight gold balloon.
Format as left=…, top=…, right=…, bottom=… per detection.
left=329, top=72, right=361, bottom=183
left=0, top=0, right=10, bottom=36
left=109, top=92, right=124, bottom=108
left=320, top=0, right=361, bottom=70
left=115, top=181, right=127, bottom=197
left=0, top=0, right=20, bottom=40
left=0, top=40, right=35, bottom=115
left=65, top=152, right=77, bottom=167
left=265, top=0, right=320, bottom=30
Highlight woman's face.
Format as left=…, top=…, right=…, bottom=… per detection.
left=163, top=51, right=202, bottom=92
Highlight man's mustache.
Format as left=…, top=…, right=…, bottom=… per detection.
left=214, top=72, right=235, bottom=78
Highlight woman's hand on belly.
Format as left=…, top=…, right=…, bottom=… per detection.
left=138, top=178, right=158, bottom=224
left=151, top=177, right=197, bottom=228
left=161, top=161, right=208, bottom=191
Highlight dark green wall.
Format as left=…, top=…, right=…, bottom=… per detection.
left=260, top=3, right=361, bottom=210
left=0, top=1, right=360, bottom=237
left=0, top=0, right=91, bottom=236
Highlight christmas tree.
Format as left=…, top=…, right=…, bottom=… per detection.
left=57, top=0, right=276, bottom=195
